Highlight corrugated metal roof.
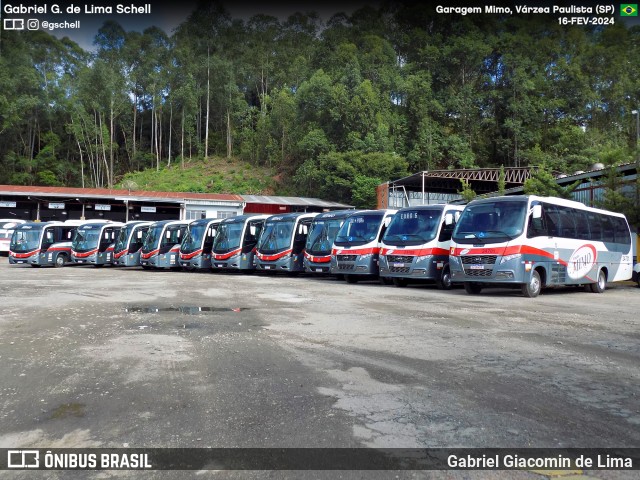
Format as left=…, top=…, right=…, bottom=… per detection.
left=0, top=185, right=243, bottom=203
left=241, top=195, right=352, bottom=208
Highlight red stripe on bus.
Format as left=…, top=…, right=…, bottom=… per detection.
left=256, top=249, right=293, bottom=261
left=180, top=249, right=203, bottom=260
left=304, top=251, right=331, bottom=263
left=114, top=249, right=129, bottom=259
left=72, top=248, right=98, bottom=258
left=331, top=247, right=380, bottom=256
left=380, top=247, right=449, bottom=256
left=213, top=248, right=241, bottom=260
left=141, top=249, right=159, bottom=259
left=9, top=249, right=40, bottom=258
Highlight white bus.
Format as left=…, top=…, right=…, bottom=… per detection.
left=449, top=195, right=633, bottom=297
left=330, top=209, right=396, bottom=283
left=255, top=212, right=318, bottom=273
left=211, top=214, right=269, bottom=271
left=179, top=218, right=222, bottom=270
left=112, top=221, right=153, bottom=267
left=379, top=204, right=464, bottom=288
left=71, top=221, right=123, bottom=267
left=0, top=219, right=26, bottom=255
left=140, top=220, right=190, bottom=269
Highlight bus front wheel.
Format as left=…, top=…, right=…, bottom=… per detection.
left=344, top=275, right=358, bottom=284
left=521, top=270, right=542, bottom=298
left=436, top=266, right=452, bottom=290
left=54, top=254, right=66, bottom=268
left=589, top=270, right=606, bottom=293
left=464, top=282, right=482, bottom=294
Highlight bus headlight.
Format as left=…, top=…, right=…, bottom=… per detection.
left=500, top=253, right=521, bottom=264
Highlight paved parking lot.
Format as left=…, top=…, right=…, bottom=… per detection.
left=0, top=258, right=639, bottom=478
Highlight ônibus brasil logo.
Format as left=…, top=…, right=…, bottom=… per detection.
left=566, top=244, right=597, bottom=280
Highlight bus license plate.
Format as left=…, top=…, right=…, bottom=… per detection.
left=393, top=263, right=405, bottom=268
left=264, top=265, right=272, bottom=269
left=469, top=265, right=484, bottom=270
left=315, top=268, right=323, bottom=272
left=77, top=260, right=84, bottom=263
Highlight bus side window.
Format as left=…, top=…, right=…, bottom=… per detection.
left=574, top=210, right=590, bottom=240
left=544, top=205, right=561, bottom=237
left=613, top=217, right=630, bottom=245
left=527, top=205, right=547, bottom=238
left=438, top=211, right=456, bottom=242
left=586, top=212, right=603, bottom=241
left=557, top=206, right=577, bottom=239
left=601, top=216, right=615, bottom=243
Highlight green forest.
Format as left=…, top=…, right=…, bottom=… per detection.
left=1, top=1, right=639, bottom=210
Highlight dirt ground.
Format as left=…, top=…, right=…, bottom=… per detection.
left=0, top=259, right=638, bottom=479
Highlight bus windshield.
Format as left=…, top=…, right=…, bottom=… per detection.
left=257, top=220, right=294, bottom=253
left=213, top=222, right=244, bottom=253
left=72, top=227, right=101, bottom=252
left=453, top=200, right=527, bottom=244
left=161, top=225, right=184, bottom=247
left=383, top=209, right=441, bottom=246
left=142, top=225, right=164, bottom=252
left=334, top=214, right=383, bottom=246
left=181, top=224, right=207, bottom=253
left=10, top=229, right=42, bottom=252
left=115, top=225, right=135, bottom=253
left=306, top=218, right=343, bottom=255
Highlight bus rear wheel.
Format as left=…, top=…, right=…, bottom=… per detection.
left=464, top=282, right=482, bottom=294
left=521, top=270, right=542, bottom=298
left=54, top=254, right=66, bottom=268
left=589, top=270, right=606, bottom=293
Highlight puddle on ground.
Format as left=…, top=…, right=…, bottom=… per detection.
left=124, top=306, right=248, bottom=314
left=49, top=403, right=86, bottom=420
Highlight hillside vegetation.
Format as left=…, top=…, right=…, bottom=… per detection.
left=117, top=157, right=275, bottom=195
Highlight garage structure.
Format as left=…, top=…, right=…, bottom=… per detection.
left=0, top=185, right=351, bottom=222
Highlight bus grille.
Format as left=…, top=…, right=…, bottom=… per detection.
left=337, top=255, right=357, bottom=262
left=461, top=255, right=497, bottom=265
left=463, top=268, right=493, bottom=277
left=387, top=255, right=413, bottom=263
left=336, top=264, right=355, bottom=271
left=389, top=266, right=411, bottom=273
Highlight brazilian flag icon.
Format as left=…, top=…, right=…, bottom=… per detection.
left=621, top=4, right=638, bottom=16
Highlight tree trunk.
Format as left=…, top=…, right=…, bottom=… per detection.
left=205, top=48, right=210, bottom=159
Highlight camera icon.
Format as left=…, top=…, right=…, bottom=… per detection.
left=27, top=19, right=39, bottom=30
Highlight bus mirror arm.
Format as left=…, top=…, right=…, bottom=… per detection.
left=531, top=204, right=542, bottom=219
left=444, top=213, right=454, bottom=226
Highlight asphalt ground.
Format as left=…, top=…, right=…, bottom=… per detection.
left=0, top=258, right=638, bottom=479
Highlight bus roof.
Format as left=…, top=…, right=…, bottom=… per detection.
left=264, top=212, right=318, bottom=222
left=468, top=195, right=628, bottom=218
left=220, top=214, right=271, bottom=224
left=312, top=209, right=358, bottom=221
left=187, top=218, right=223, bottom=227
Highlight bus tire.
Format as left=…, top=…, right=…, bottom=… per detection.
left=379, top=277, right=393, bottom=286
left=464, top=282, right=482, bottom=294
left=392, top=278, right=408, bottom=288
left=30, top=264, right=41, bottom=268
left=94, top=264, right=103, bottom=268
left=521, top=270, right=542, bottom=298
left=436, top=266, right=452, bottom=290
left=589, top=270, right=606, bottom=293
left=54, top=254, right=66, bottom=268
left=344, top=275, right=358, bottom=284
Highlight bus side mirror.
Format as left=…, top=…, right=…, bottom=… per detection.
left=166, top=231, right=171, bottom=239
left=384, top=217, right=392, bottom=227
left=455, top=211, right=461, bottom=222
left=250, top=225, right=257, bottom=236
left=444, top=213, right=454, bottom=226
left=532, top=205, right=542, bottom=219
